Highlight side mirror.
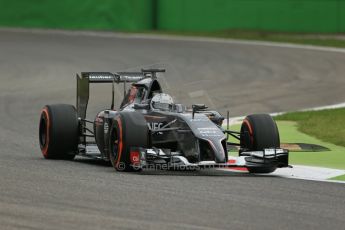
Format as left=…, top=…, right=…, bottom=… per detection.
left=134, top=103, right=150, bottom=110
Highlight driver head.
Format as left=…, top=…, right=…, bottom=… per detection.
left=150, top=93, right=174, bottom=111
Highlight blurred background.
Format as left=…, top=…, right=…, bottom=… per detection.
left=0, top=0, right=344, bottom=33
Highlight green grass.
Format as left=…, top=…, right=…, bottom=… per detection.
left=149, top=30, right=345, bottom=49
left=277, top=121, right=345, bottom=169
left=275, top=108, right=345, bottom=147
left=329, top=174, right=345, bottom=181
left=228, top=120, right=345, bottom=170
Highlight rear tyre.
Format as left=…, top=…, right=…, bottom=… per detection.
left=240, top=114, right=280, bottom=173
left=39, top=104, right=78, bottom=159
left=109, top=111, right=148, bottom=171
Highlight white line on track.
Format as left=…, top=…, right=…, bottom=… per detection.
left=220, top=166, right=345, bottom=184
left=2, top=27, right=345, bottom=54
left=271, top=165, right=345, bottom=184
left=223, top=101, right=345, bottom=125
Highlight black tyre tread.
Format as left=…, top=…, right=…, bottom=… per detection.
left=39, top=104, right=78, bottom=159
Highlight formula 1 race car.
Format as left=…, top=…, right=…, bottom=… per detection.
left=39, top=69, right=289, bottom=173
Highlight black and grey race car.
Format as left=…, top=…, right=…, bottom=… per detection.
left=39, top=69, right=289, bottom=173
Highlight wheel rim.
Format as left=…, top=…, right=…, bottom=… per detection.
left=112, top=129, right=119, bottom=160
left=241, top=119, right=254, bottom=149
left=39, top=116, right=47, bottom=147
left=111, top=117, right=123, bottom=168
left=39, top=108, right=50, bottom=156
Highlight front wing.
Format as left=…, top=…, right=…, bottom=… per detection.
left=131, top=148, right=289, bottom=170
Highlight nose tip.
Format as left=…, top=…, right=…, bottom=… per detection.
left=215, top=152, right=226, bottom=163
left=208, top=140, right=226, bottom=163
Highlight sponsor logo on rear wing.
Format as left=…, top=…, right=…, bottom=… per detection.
left=82, top=72, right=116, bottom=83
left=83, top=72, right=147, bottom=83
left=89, top=73, right=115, bottom=82
left=117, top=72, right=148, bottom=83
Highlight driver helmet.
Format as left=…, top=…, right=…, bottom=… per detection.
left=150, top=93, right=174, bottom=111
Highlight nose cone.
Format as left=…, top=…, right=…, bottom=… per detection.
left=208, top=139, right=227, bottom=163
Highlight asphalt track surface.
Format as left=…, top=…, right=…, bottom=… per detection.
left=0, top=29, right=345, bottom=230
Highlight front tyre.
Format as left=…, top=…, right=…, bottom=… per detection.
left=39, top=104, right=78, bottom=159
left=240, top=114, right=280, bottom=173
left=109, top=111, right=148, bottom=171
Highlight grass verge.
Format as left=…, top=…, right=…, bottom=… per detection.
left=277, top=121, right=345, bottom=170
left=275, top=108, right=345, bottom=147
left=329, top=174, right=345, bottom=181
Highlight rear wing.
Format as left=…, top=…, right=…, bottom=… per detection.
left=76, top=69, right=165, bottom=119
